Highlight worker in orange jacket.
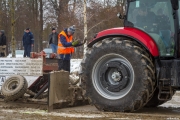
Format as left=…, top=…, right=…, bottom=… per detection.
left=57, top=25, right=79, bottom=72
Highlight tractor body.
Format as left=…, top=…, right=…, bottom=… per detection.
left=81, top=0, right=180, bottom=112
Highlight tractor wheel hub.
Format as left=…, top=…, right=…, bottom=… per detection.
left=111, top=72, right=121, bottom=82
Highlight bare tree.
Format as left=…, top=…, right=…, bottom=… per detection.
left=83, top=0, right=87, bottom=54
left=10, top=0, right=16, bottom=57
left=38, top=0, right=43, bottom=52
left=0, top=0, right=125, bottom=57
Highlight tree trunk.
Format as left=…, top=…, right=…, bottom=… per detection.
left=10, top=0, right=16, bottom=57
left=83, top=0, right=87, bottom=55
left=57, top=0, right=70, bottom=29
left=38, top=0, right=43, bottom=52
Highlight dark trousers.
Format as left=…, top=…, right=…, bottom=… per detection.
left=24, top=45, right=31, bottom=57
left=58, top=59, right=70, bottom=72
left=0, top=53, right=5, bottom=57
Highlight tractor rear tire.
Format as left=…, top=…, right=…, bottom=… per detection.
left=81, top=38, right=156, bottom=112
left=1, top=75, right=28, bottom=101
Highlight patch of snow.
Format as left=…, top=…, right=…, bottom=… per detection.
left=69, top=74, right=79, bottom=80
left=49, top=112, right=104, bottom=118
left=110, top=118, right=130, bottom=120
left=160, top=103, right=179, bottom=108
left=1, top=109, right=15, bottom=113
left=70, top=59, right=82, bottom=73
left=161, top=92, right=180, bottom=108
left=166, top=117, right=180, bottom=120
left=0, top=109, right=104, bottom=119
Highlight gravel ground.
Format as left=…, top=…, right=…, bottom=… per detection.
left=0, top=93, right=180, bottom=120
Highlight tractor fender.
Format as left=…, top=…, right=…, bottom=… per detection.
left=88, top=27, right=159, bottom=57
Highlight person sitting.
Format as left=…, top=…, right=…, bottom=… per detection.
left=136, top=4, right=157, bottom=32
left=156, top=9, right=173, bottom=54
left=156, top=8, right=170, bottom=30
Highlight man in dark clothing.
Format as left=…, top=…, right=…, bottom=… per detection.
left=22, top=28, right=34, bottom=57
left=57, top=25, right=80, bottom=72
left=136, top=6, right=157, bottom=32
left=0, top=30, right=6, bottom=57
left=157, top=8, right=170, bottom=30
left=48, top=28, right=58, bottom=53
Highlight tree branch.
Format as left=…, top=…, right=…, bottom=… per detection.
left=87, top=17, right=113, bottom=34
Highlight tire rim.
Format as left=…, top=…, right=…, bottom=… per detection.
left=4, top=77, right=20, bottom=91
left=92, top=54, right=134, bottom=100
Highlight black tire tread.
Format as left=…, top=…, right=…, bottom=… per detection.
left=2, top=75, right=28, bottom=101
left=81, top=37, right=156, bottom=112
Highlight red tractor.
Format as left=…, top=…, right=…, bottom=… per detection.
left=81, top=0, right=180, bottom=112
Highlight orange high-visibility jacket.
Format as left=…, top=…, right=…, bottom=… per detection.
left=57, top=31, right=74, bottom=54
